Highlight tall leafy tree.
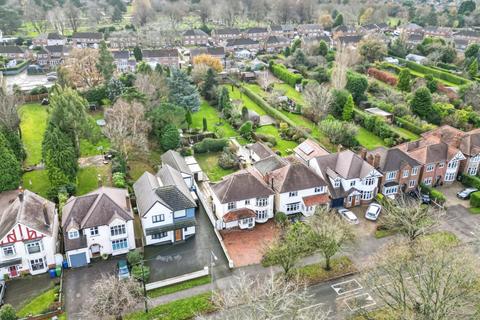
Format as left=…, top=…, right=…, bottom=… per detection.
left=397, top=69, right=411, bottom=92
left=410, top=87, right=433, bottom=120
left=97, top=40, right=115, bottom=82
left=160, top=124, right=180, bottom=151
left=201, top=68, right=217, bottom=101
left=329, top=89, right=349, bottom=119
left=468, top=58, right=478, bottom=79
left=1, top=127, right=25, bottom=162
left=342, top=94, right=354, bottom=121
left=0, top=132, right=20, bottom=192
left=168, top=68, right=200, bottom=112
left=345, top=72, right=368, bottom=103
left=317, top=40, right=328, bottom=57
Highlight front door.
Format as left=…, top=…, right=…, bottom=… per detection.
left=8, top=266, right=18, bottom=277
left=175, top=229, right=183, bottom=242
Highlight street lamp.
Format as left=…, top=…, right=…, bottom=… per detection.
left=210, top=250, right=218, bottom=293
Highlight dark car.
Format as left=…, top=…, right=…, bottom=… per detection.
left=409, top=190, right=431, bottom=204
left=457, top=188, right=478, bottom=200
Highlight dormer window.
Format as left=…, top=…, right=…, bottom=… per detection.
left=68, top=230, right=79, bottom=239
left=334, top=180, right=340, bottom=188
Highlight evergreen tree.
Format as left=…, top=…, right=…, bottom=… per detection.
left=345, top=72, right=368, bottom=103
left=342, top=94, right=354, bottom=121
left=425, top=74, right=438, bottom=93
left=333, top=14, right=343, bottom=28
left=469, top=58, right=478, bottom=79
left=168, top=68, right=200, bottom=112
left=1, top=127, right=25, bottom=162
left=201, top=68, right=217, bottom=101
left=112, top=6, right=123, bottom=22
left=397, top=69, right=411, bottom=92
left=185, top=109, right=192, bottom=130
left=133, top=46, right=143, bottom=62
left=202, top=117, right=208, bottom=131
left=465, top=44, right=479, bottom=59
left=330, top=89, right=350, bottom=119
left=318, top=41, right=328, bottom=57
left=136, top=61, right=151, bottom=74
left=160, top=124, right=180, bottom=151
left=291, top=39, right=301, bottom=54
left=96, top=41, right=115, bottom=82
left=410, top=87, right=433, bottom=120
left=0, top=132, right=20, bottom=192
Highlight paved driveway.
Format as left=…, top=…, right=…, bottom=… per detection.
left=4, top=273, right=56, bottom=309
left=64, top=257, right=121, bottom=320
left=437, top=181, right=468, bottom=208
left=144, top=204, right=230, bottom=282
left=441, top=204, right=480, bottom=242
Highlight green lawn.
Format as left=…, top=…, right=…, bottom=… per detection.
left=195, top=152, right=236, bottom=182
left=76, top=165, right=111, bottom=195
left=391, top=125, right=420, bottom=141
left=227, top=86, right=267, bottom=116
left=19, top=103, right=49, bottom=166
left=255, top=125, right=298, bottom=155
left=22, top=170, right=50, bottom=198
left=357, top=127, right=387, bottom=150
left=128, top=160, right=155, bottom=181
left=470, top=207, right=480, bottom=214
left=125, top=293, right=216, bottom=320
left=17, top=287, right=58, bottom=318
left=80, top=137, right=111, bottom=157
left=192, top=100, right=238, bottom=138
left=273, top=83, right=305, bottom=104
left=293, top=256, right=356, bottom=285
left=147, top=276, right=211, bottom=298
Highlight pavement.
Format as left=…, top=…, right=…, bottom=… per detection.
left=144, top=204, right=231, bottom=282
left=4, top=273, right=56, bottom=310
left=441, top=204, right=479, bottom=242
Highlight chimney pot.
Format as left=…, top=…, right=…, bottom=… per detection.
left=359, top=148, right=367, bottom=160
left=374, top=153, right=381, bottom=168
left=18, top=186, right=24, bottom=201
left=367, top=154, right=374, bottom=166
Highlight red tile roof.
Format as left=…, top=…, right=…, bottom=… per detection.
left=223, top=208, right=256, bottom=222
left=303, top=194, right=330, bottom=207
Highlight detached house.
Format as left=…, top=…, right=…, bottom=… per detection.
left=182, top=29, right=209, bottom=46
left=72, top=32, right=103, bottom=48
left=44, top=45, right=68, bottom=67
left=365, top=148, right=421, bottom=198
left=225, top=38, right=260, bottom=52
left=396, top=134, right=466, bottom=187
left=0, top=189, right=58, bottom=278
left=161, top=150, right=195, bottom=189
left=309, top=150, right=382, bottom=208
left=112, top=50, right=135, bottom=73
left=134, top=164, right=197, bottom=246
left=62, top=187, right=136, bottom=268
left=211, top=169, right=275, bottom=229
left=142, top=49, right=180, bottom=68
left=294, top=139, right=329, bottom=165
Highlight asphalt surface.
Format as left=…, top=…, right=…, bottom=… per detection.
left=4, top=273, right=55, bottom=310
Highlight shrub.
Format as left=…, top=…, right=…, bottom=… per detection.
left=132, top=265, right=150, bottom=282
left=111, top=154, right=127, bottom=174
left=127, top=249, right=143, bottom=266
left=0, top=304, right=16, bottom=320
left=470, top=191, right=480, bottom=207
left=395, top=115, right=435, bottom=135
left=112, top=172, right=126, bottom=188
left=255, top=133, right=277, bottom=146
left=83, top=85, right=107, bottom=104
left=367, top=68, right=397, bottom=86
left=420, top=183, right=446, bottom=204
left=218, top=148, right=239, bottom=169
left=319, top=116, right=358, bottom=148
left=403, top=60, right=468, bottom=86
left=462, top=175, right=480, bottom=189
left=193, top=138, right=228, bottom=153
left=346, top=72, right=368, bottom=103
left=30, top=85, right=48, bottom=95
left=274, top=212, right=288, bottom=227
left=270, top=62, right=303, bottom=87
left=239, top=121, right=254, bottom=141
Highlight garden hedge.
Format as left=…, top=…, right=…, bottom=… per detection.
left=470, top=191, right=480, bottom=207
left=462, top=174, right=480, bottom=189
left=193, top=138, right=228, bottom=153
left=401, top=59, right=469, bottom=86
left=420, top=183, right=446, bottom=204
left=270, top=62, right=303, bottom=87
left=394, top=117, right=428, bottom=135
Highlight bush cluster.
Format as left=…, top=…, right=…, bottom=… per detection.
left=270, top=62, right=303, bottom=87
left=367, top=68, right=398, bottom=86
left=403, top=60, right=468, bottom=86
left=420, top=183, right=446, bottom=204
left=470, top=192, right=480, bottom=207
left=193, top=138, right=228, bottom=153
left=462, top=174, right=480, bottom=189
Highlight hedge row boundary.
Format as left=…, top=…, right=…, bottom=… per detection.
left=398, top=58, right=469, bottom=86
left=270, top=62, right=303, bottom=87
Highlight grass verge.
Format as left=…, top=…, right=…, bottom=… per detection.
left=293, top=256, right=357, bottom=285
left=195, top=152, right=236, bottom=182
left=147, top=276, right=212, bottom=298
left=22, top=170, right=50, bottom=198
left=125, top=293, right=216, bottom=320
left=17, top=287, right=58, bottom=318
left=76, top=165, right=111, bottom=195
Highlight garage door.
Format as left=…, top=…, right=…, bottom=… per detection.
left=331, top=198, right=344, bottom=208
left=69, top=253, right=87, bottom=268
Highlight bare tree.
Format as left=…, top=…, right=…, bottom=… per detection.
left=132, top=0, right=153, bottom=27
left=103, top=99, right=151, bottom=159
left=64, top=48, right=102, bottom=89
left=303, top=82, right=332, bottom=123
left=195, top=0, right=212, bottom=25
left=199, top=273, right=330, bottom=320
left=331, top=44, right=359, bottom=90
left=308, top=207, right=354, bottom=270
left=64, top=0, right=81, bottom=33
left=363, top=240, right=480, bottom=320
left=24, top=0, right=49, bottom=33
left=0, top=94, right=21, bottom=132
left=273, top=0, right=294, bottom=24
left=82, top=275, right=143, bottom=320
left=379, top=197, right=444, bottom=243
left=47, top=7, right=68, bottom=35
left=134, top=72, right=169, bottom=110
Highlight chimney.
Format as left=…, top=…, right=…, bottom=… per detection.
left=43, top=201, right=50, bottom=228
left=97, top=174, right=102, bottom=187
left=337, top=144, right=343, bottom=153
left=18, top=186, right=24, bottom=201
left=359, top=148, right=367, bottom=160
left=125, top=195, right=131, bottom=211
left=270, top=177, right=274, bottom=190
left=374, top=153, right=381, bottom=168
left=366, top=154, right=374, bottom=166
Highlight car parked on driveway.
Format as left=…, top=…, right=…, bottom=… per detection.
left=409, top=190, right=431, bottom=204
left=117, top=260, right=130, bottom=280
left=457, top=188, right=478, bottom=200
left=0, top=280, right=6, bottom=306
left=337, top=208, right=359, bottom=224
left=365, top=203, right=382, bottom=221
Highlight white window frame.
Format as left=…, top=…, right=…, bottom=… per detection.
left=256, top=197, right=268, bottom=207
left=409, top=180, right=416, bottom=188
left=152, top=232, right=168, bottom=239
left=30, top=257, right=45, bottom=271
left=361, top=190, right=373, bottom=200
left=364, top=178, right=375, bottom=186
left=334, top=180, right=341, bottom=188
left=448, top=160, right=458, bottom=169
left=2, top=246, right=15, bottom=257
left=314, top=187, right=324, bottom=193
left=90, top=227, right=99, bottom=236
left=439, top=162, right=445, bottom=168
left=111, top=238, right=128, bottom=251
left=426, top=164, right=434, bottom=172
left=26, top=241, right=43, bottom=255
left=386, top=171, right=397, bottom=181
left=256, top=210, right=267, bottom=220
left=467, top=165, right=478, bottom=176
left=350, top=180, right=356, bottom=187
left=286, top=202, right=301, bottom=213
left=289, top=191, right=298, bottom=197
left=227, top=202, right=236, bottom=210
left=152, top=214, right=165, bottom=223
left=110, top=224, right=126, bottom=237
left=423, top=177, right=433, bottom=185
left=383, top=186, right=398, bottom=195
left=403, top=169, right=409, bottom=178
left=412, top=167, right=419, bottom=176
left=68, top=230, right=79, bottom=239
left=445, top=172, right=456, bottom=182
left=245, top=199, right=250, bottom=205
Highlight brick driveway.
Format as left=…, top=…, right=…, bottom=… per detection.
left=220, top=220, right=280, bottom=267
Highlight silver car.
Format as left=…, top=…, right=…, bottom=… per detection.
left=337, top=208, right=359, bottom=224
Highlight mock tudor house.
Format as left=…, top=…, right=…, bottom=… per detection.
left=396, top=134, right=466, bottom=187
left=72, top=32, right=103, bottom=48
left=309, top=149, right=382, bottom=208
left=142, top=48, right=180, bottom=68
left=182, top=29, right=209, bottom=46
left=133, top=164, right=197, bottom=246
left=211, top=168, right=275, bottom=229
left=254, top=156, right=329, bottom=216
left=0, top=189, right=58, bottom=278
left=62, top=187, right=135, bottom=268
left=365, top=147, right=422, bottom=198
left=420, top=125, right=480, bottom=176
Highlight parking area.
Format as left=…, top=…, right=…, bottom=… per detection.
left=4, top=273, right=56, bottom=310
left=441, top=204, right=480, bottom=242
left=331, top=277, right=377, bottom=316
left=437, top=181, right=467, bottom=208
left=144, top=204, right=230, bottom=282
left=220, top=220, right=280, bottom=267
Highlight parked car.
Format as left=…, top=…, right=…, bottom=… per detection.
left=337, top=208, right=359, bottom=224
left=0, top=280, right=5, bottom=306
left=365, top=203, right=382, bottom=221
left=47, top=75, right=57, bottom=82
left=457, top=188, right=478, bottom=200
left=117, top=260, right=130, bottom=280
left=409, top=190, right=431, bottom=204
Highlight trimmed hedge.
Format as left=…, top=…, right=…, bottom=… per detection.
left=394, top=117, right=428, bottom=135
left=401, top=59, right=468, bottom=86
left=470, top=191, right=480, bottom=207
left=462, top=174, right=480, bottom=189
left=420, top=183, right=446, bottom=204
left=193, top=138, right=228, bottom=153
left=270, top=62, right=303, bottom=87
